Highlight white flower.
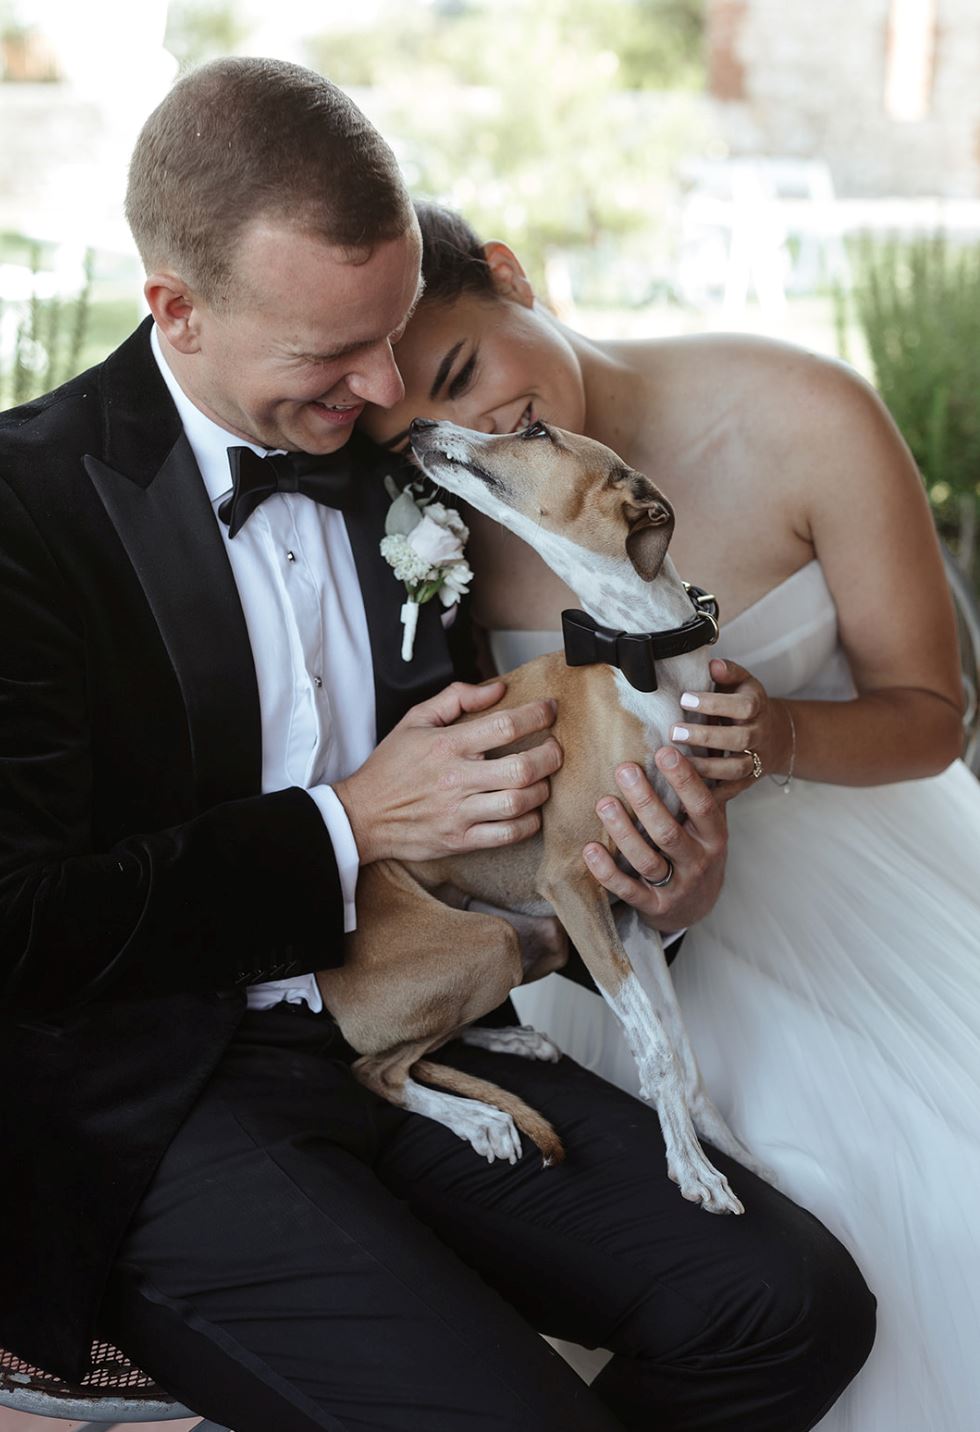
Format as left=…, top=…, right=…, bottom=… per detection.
left=406, top=513, right=467, bottom=566
left=381, top=475, right=472, bottom=659
left=439, top=560, right=473, bottom=604
left=424, top=502, right=469, bottom=541
left=380, top=534, right=435, bottom=586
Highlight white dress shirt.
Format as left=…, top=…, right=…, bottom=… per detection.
left=151, top=325, right=374, bottom=1010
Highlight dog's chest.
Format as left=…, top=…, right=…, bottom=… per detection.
left=609, top=648, right=712, bottom=808
left=548, top=664, right=673, bottom=816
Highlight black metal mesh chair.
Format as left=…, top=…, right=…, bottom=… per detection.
left=0, top=1339, right=230, bottom=1430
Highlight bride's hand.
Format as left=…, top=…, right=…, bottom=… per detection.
left=670, top=657, right=791, bottom=802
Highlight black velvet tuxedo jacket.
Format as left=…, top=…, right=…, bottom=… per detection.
left=0, top=319, right=461, bottom=1380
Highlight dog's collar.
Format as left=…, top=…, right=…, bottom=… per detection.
left=562, top=584, right=720, bottom=693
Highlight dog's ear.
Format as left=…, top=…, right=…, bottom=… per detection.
left=620, top=472, right=675, bottom=582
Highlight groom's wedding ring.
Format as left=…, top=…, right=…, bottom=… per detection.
left=644, top=857, right=674, bottom=889
left=745, top=748, right=764, bottom=779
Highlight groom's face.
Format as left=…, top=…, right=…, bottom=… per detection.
left=179, top=220, right=423, bottom=453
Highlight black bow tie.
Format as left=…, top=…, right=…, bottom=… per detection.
left=218, top=446, right=354, bottom=538
left=562, top=584, right=720, bottom=693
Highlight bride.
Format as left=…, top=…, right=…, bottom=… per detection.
left=361, top=201, right=980, bottom=1431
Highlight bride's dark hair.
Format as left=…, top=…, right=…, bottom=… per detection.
left=414, top=201, right=496, bottom=305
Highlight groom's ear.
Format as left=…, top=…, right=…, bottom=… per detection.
left=144, top=271, right=204, bottom=355
left=484, top=242, right=535, bottom=309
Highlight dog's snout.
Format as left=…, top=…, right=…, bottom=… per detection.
left=410, top=417, right=437, bottom=435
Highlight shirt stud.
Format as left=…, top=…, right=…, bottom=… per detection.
left=286, top=550, right=296, bottom=562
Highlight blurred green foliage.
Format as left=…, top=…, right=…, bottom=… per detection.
left=3, top=1, right=709, bottom=399
left=838, top=235, right=980, bottom=578
left=164, top=0, right=250, bottom=71
left=0, top=244, right=89, bottom=409
left=315, top=0, right=705, bottom=92
left=308, top=0, right=709, bottom=293
left=0, top=236, right=141, bottom=409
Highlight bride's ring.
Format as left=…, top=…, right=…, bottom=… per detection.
left=644, top=857, right=674, bottom=889
left=745, top=748, right=764, bottom=779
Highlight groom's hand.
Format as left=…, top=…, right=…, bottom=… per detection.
left=583, top=747, right=728, bottom=932
left=335, top=680, right=562, bottom=866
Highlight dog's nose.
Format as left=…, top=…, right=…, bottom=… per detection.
left=410, top=417, right=437, bottom=434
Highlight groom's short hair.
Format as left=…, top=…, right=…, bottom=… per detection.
left=125, top=57, right=413, bottom=307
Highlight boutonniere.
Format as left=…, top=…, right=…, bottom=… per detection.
left=381, top=475, right=473, bottom=660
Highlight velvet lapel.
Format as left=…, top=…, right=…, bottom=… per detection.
left=84, top=320, right=262, bottom=809
left=341, top=436, right=456, bottom=739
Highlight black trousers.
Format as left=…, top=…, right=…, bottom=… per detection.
left=99, top=1004, right=875, bottom=1432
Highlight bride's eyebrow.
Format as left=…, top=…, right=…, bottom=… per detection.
left=380, top=337, right=474, bottom=452
left=430, top=340, right=465, bottom=399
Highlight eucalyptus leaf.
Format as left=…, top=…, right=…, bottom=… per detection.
left=384, top=489, right=424, bottom=536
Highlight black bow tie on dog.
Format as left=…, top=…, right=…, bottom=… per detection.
left=562, top=584, right=720, bottom=693
left=218, top=446, right=354, bottom=538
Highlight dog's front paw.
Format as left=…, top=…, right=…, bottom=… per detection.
left=669, top=1153, right=744, bottom=1215
left=686, top=1092, right=778, bottom=1188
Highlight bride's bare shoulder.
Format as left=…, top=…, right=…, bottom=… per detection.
left=615, top=333, right=880, bottom=461
left=614, top=331, right=854, bottom=392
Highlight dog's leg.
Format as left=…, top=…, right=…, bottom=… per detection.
left=353, top=1040, right=525, bottom=1163
left=421, top=889, right=565, bottom=1058
left=402, top=1076, right=525, bottom=1165
left=543, top=874, right=743, bottom=1214
left=615, top=905, right=775, bottom=1185
left=322, top=860, right=527, bottom=1055
left=353, top=1043, right=564, bottom=1165
left=436, top=887, right=569, bottom=981
left=412, top=1059, right=565, bottom=1166
left=459, top=1025, right=561, bottom=1061
left=326, top=863, right=565, bottom=1164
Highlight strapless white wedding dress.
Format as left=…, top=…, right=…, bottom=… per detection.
left=493, top=560, right=980, bottom=1430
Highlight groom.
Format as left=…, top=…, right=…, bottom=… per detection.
left=0, top=58, right=874, bottom=1431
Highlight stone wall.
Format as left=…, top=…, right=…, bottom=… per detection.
left=707, top=0, right=980, bottom=197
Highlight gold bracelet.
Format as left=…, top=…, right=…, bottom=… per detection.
left=768, top=702, right=797, bottom=792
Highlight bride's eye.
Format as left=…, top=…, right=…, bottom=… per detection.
left=521, top=420, right=550, bottom=441
left=447, top=351, right=478, bottom=401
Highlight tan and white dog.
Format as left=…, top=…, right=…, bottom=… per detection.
left=319, top=419, right=768, bottom=1215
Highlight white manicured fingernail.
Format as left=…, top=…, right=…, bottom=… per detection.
left=672, top=725, right=690, bottom=741
left=680, top=692, right=700, bottom=709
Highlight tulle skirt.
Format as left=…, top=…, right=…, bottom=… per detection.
left=513, top=761, right=980, bottom=1430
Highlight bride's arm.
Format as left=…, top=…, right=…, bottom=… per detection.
left=677, top=361, right=964, bottom=788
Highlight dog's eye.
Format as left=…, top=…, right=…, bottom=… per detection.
left=521, top=421, right=550, bottom=441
